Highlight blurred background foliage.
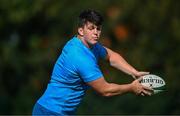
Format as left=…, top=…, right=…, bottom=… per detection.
left=0, top=0, right=180, bottom=115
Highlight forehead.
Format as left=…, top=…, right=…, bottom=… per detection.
left=84, top=21, right=101, bottom=28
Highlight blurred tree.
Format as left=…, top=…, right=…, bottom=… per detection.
left=0, top=0, right=179, bottom=115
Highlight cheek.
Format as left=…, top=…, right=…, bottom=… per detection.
left=85, top=31, right=92, bottom=37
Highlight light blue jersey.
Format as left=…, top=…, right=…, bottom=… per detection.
left=37, top=36, right=107, bottom=115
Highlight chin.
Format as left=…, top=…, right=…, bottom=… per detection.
left=93, top=39, right=99, bottom=43
left=91, top=41, right=98, bottom=45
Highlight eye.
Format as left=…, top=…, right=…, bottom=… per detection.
left=88, top=26, right=95, bottom=30
left=97, top=27, right=101, bottom=31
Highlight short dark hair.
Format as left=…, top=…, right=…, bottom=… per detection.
left=78, top=9, right=103, bottom=27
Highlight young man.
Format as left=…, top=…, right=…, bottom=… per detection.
left=32, top=9, right=153, bottom=115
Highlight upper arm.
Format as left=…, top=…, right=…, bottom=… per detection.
left=73, top=49, right=104, bottom=82
left=104, top=46, right=119, bottom=62
left=76, top=58, right=103, bottom=82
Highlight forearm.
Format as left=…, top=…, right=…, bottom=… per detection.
left=103, top=83, right=133, bottom=97
left=109, top=52, right=137, bottom=76
left=88, top=77, right=134, bottom=97
left=88, top=77, right=152, bottom=97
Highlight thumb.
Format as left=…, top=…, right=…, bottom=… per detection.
left=131, top=75, right=136, bottom=79
left=138, top=72, right=150, bottom=76
left=137, top=76, right=144, bottom=82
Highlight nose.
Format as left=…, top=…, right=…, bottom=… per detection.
left=94, top=28, right=98, bottom=35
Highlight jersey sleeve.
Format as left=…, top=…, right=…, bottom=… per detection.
left=93, top=43, right=107, bottom=60
left=74, top=53, right=103, bottom=83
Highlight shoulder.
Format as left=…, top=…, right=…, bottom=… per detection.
left=92, top=43, right=107, bottom=60
left=62, top=37, right=81, bottom=54
left=62, top=39, right=88, bottom=62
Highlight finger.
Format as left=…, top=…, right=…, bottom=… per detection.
left=142, top=90, right=152, bottom=96
left=142, top=71, right=150, bottom=75
left=138, top=71, right=150, bottom=76
left=131, top=75, right=136, bottom=79
left=143, top=85, right=154, bottom=91
left=140, top=92, right=145, bottom=96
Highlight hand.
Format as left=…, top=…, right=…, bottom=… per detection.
left=130, top=77, right=153, bottom=96
left=131, top=71, right=150, bottom=79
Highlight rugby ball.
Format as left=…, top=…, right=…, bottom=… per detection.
left=140, top=74, right=166, bottom=94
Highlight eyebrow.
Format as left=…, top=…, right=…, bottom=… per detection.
left=87, top=24, right=101, bottom=29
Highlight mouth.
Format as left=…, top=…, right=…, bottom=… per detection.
left=93, top=38, right=98, bottom=42
left=93, top=36, right=99, bottom=39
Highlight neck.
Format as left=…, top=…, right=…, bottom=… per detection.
left=77, top=35, right=92, bottom=48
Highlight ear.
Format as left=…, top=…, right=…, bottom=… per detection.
left=78, top=28, right=84, bottom=36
